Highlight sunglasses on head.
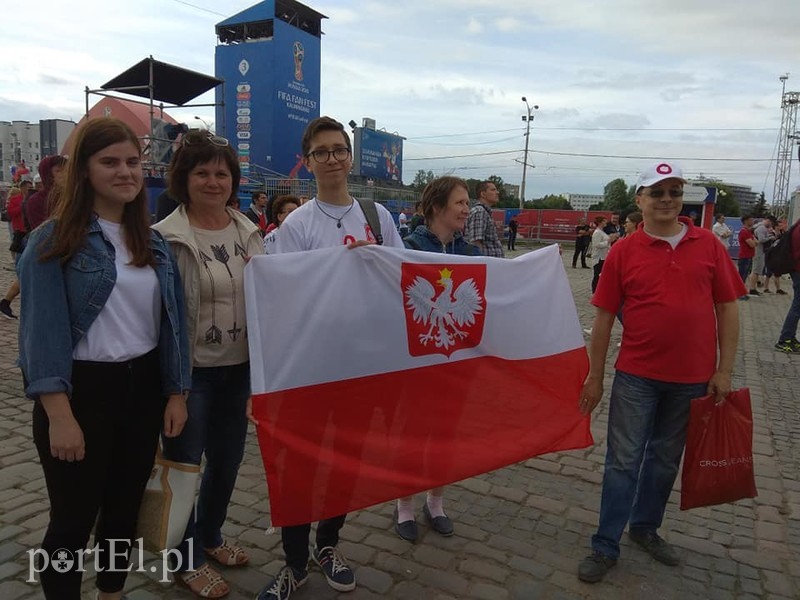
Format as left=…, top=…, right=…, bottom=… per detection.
left=647, top=189, right=684, bottom=199
left=182, top=131, right=229, bottom=147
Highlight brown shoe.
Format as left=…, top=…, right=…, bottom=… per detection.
left=205, top=540, right=249, bottom=567
left=178, top=563, right=230, bottom=598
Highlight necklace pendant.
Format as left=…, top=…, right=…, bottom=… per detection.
left=337, top=221, right=342, bottom=228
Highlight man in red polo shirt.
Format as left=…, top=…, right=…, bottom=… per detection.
left=576, top=162, right=746, bottom=584
left=737, top=215, right=757, bottom=299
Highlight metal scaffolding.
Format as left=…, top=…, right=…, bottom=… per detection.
left=772, top=89, right=799, bottom=218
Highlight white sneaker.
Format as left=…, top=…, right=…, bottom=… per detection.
left=583, top=328, right=593, bottom=335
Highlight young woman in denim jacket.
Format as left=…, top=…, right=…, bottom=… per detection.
left=394, top=176, right=479, bottom=544
left=17, top=118, right=191, bottom=600
left=153, top=130, right=264, bottom=598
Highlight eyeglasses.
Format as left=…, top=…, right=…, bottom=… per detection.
left=647, top=189, right=684, bottom=199
left=182, top=132, right=229, bottom=147
left=306, top=147, right=351, bottom=163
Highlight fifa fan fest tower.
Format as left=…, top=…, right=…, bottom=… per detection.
left=215, top=1, right=325, bottom=183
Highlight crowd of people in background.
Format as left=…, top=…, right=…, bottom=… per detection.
left=4, top=114, right=800, bottom=600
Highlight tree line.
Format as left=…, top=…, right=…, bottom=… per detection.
left=411, top=170, right=572, bottom=210
left=410, top=170, right=759, bottom=217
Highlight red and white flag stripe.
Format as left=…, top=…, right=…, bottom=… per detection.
left=245, top=244, right=591, bottom=526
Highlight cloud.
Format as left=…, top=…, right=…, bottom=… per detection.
left=322, top=7, right=359, bottom=25
left=495, top=16, right=524, bottom=32
left=575, top=113, right=651, bottom=130
left=38, top=74, right=73, bottom=86
left=660, top=87, right=703, bottom=102
left=466, top=17, right=483, bottom=33
left=0, top=96, right=77, bottom=122
left=0, top=0, right=793, bottom=198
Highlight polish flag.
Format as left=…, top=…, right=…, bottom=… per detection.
left=245, top=244, right=592, bottom=527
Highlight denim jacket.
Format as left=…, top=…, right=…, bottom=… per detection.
left=17, top=217, right=191, bottom=400
left=403, top=225, right=481, bottom=256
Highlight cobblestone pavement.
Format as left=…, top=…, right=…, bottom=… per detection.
left=0, top=234, right=798, bottom=600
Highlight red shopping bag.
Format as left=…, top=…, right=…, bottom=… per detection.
left=680, top=388, right=757, bottom=510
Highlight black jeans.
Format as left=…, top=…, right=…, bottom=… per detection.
left=591, top=260, right=605, bottom=293
left=573, top=241, right=588, bottom=267
left=507, top=231, right=517, bottom=250
left=281, top=514, right=347, bottom=572
left=32, top=349, right=163, bottom=599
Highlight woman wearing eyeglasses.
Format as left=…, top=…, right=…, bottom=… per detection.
left=18, top=118, right=190, bottom=600
left=153, top=130, right=264, bottom=598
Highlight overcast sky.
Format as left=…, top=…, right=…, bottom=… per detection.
left=2, top=0, right=799, bottom=200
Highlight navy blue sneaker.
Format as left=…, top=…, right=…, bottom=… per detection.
left=774, top=339, right=800, bottom=353
left=312, top=546, right=355, bottom=592
left=256, top=565, right=308, bottom=600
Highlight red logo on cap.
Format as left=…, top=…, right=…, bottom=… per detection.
left=656, top=163, right=673, bottom=175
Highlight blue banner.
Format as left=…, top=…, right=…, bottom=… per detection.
left=725, top=217, right=744, bottom=260
left=273, top=20, right=320, bottom=178
left=354, top=128, right=404, bottom=182
left=215, top=19, right=320, bottom=184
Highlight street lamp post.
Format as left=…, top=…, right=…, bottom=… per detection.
left=194, top=115, right=212, bottom=131
left=519, top=97, right=538, bottom=210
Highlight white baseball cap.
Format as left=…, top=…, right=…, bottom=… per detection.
left=635, top=162, right=686, bottom=191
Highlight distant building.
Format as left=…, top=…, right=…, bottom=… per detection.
left=566, top=193, right=604, bottom=211
left=689, top=177, right=759, bottom=214
left=40, top=119, right=76, bottom=159
left=0, top=119, right=77, bottom=184
left=503, top=183, right=520, bottom=200
left=0, top=121, right=40, bottom=183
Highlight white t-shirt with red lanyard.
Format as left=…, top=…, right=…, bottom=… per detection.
left=273, top=197, right=404, bottom=252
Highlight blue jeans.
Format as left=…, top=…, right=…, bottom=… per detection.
left=778, top=271, right=800, bottom=341
left=162, top=362, right=250, bottom=572
left=591, top=371, right=707, bottom=559
left=737, top=257, right=752, bottom=284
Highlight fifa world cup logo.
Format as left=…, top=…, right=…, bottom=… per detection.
left=293, top=41, right=304, bottom=82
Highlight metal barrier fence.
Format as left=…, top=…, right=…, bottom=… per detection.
left=241, top=176, right=419, bottom=213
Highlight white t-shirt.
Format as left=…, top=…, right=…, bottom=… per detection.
left=712, top=221, right=732, bottom=248
left=263, top=227, right=279, bottom=254
left=398, top=212, right=408, bottom=226
left=646, top=223, right=688, bottom=249
left=274, top=197, right=404, bottom=252
left=73, top=219, right=161, bottom=362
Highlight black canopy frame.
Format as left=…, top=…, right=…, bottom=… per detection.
left=84, top=55, right=225, bottom=137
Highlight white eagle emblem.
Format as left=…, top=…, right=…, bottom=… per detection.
left=404, top=267, right=484, bottom=350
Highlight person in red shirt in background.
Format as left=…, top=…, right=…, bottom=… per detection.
left=577, top=161, right=745, bottom=584
left=737, top=215, right=757, bottom=300
left=774, top=222, right=800, bottom=352
left=1, top=177, right=34, bottom=319
left=24, top=155, right=67, bottom=231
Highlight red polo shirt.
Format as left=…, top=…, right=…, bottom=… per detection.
left=592, top=217, right=746, bottom=384
left=738, top=227, right=755, bottom=259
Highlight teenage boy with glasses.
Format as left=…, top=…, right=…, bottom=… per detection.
left=254, top=116, right=403, bottom=600
left=577, top=162, right=746, bottom=584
